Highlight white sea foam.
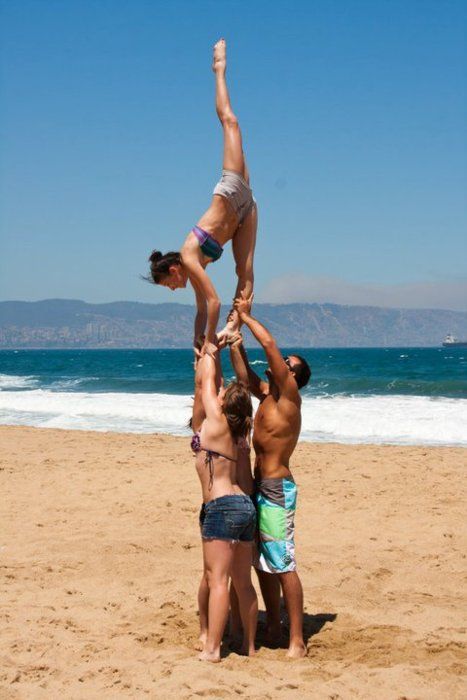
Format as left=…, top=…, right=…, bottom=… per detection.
left=49, top=377, right=99, bottom=390
left=0, top=389, right=466, bottom=446
left=0, top=374, right=38, bottom=390
left=299, top=395, right=467, bottom=446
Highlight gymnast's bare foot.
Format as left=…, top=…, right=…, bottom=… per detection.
left=212, top=38, right=226, bottom=73
left=217, top=327, right=240, bottom=349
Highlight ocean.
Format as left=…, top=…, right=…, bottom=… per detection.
left=0, top=348, right=466, bottom=446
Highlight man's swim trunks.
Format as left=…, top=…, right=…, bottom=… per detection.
left=213, top=169, right=255, bottom=226
left=254, top=476, right=297, bottom=574
left=192, top=225, right=224, bottom=262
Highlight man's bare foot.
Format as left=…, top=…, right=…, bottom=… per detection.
left=286, top=642, right=307, bottom=659
left=212, top=38, right=226, bottom=73
left=198, top=649, right=221, bottom=663
left=194, top=631, right=207, bottom=651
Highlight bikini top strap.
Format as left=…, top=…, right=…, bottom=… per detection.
left=202, top=448, right=237, bottom=490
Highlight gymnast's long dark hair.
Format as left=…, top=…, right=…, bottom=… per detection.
left=147, top=250, right=182, bottom=283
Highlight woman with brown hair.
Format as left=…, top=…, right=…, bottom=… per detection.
left=191, top=349, right=257, bottom=662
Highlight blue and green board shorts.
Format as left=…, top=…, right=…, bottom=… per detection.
left=254, top=476, right=297, bottom=574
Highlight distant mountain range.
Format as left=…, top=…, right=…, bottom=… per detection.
left=0, top=299, right=466, bottom=348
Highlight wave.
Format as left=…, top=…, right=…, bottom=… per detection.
left=300, top=395, right=467, bottom=446
left=48, top=377, right=100, bottom=391
left=0, top=389, right=465, bottom=446
left=0, top=374, right=38, bottom=390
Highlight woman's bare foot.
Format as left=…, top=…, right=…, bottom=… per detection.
left=286, top=642, right=307, bottom=659
left=194, top=631, right=207, bottom=651
left=217, top=327, right=240, bottom=349
left=198, top=649, right=221, bottom=663
left=212, top=38, right=226, bottom=73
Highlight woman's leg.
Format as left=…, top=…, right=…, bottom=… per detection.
left=231, top=544, right=258, bottom=656
left=213, top=39, right=247, bottom=179
left=212, top=40, right=257, bottom=337
left=218, top=204, right=257, bottom=336
left=232, top=204, right=257, bottom=302
left=197, top=571, right=209, bottom=650
left=229, top=583, right=243, bottom=641
left=200, top=538, right=235, bottom=662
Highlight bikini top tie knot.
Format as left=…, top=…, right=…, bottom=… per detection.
left=191, top=431, right=236, bottom=489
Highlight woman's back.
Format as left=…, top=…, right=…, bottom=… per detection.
left=193, top=418, right=245, bottom=503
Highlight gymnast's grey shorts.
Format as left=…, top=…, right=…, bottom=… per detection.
left=213, top=169, right=255, bottom=225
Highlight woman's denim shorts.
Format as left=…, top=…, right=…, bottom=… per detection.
left=199, top=495, right=256, bottom=542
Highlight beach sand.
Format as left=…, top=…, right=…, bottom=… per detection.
left=1, top=426, right=466, bottom=699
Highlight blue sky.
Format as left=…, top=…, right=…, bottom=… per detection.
left=1, top=0, right=466, bottom=309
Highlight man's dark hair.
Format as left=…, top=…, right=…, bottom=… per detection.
left=292, top=355, right=311, bottom=390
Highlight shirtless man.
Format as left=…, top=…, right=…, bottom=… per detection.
left=231, top=292, right=311, bottom=658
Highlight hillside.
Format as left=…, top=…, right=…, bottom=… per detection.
left=0, top=299, right=466, bottom=348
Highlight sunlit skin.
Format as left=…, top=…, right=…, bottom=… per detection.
left=192, top=352, right=257, bottom=663
left=230, top=292, right=308, bottom=659
left=152, top=39, right=258, bottom=358
left=158, top=265, right=189, bottom=291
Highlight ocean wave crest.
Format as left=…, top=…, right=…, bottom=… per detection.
left=0, top=374, right=38, bottom=391
left=0, top=389, right=465, bottom=446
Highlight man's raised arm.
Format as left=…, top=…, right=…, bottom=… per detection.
left=234, top=293, right=291, bottom=392
left=228, top=334, right=267, bottom=399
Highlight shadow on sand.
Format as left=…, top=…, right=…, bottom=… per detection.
left=222, top=609, right=337, bottom=657
left=255, top=609, right=337, bottom=650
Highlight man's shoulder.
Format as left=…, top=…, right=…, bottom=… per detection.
left=278, top=380, right=302, bottom=406
left=257, top=391, right=301, bottom=419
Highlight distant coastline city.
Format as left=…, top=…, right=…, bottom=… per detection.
left=1, top=299, right=467, bottom=348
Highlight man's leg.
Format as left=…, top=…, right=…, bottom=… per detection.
left=278, top=571, right=306, bottom=658
left=256, top=569, right=282, bottom=645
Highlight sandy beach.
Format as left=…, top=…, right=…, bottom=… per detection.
left=1, top=426, right=466, bottom=698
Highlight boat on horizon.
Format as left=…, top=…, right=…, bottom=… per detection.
left=442, top=334, right=467, bottom=348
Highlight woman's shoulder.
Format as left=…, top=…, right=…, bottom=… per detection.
left=181, top=231, right=200, bottom=257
